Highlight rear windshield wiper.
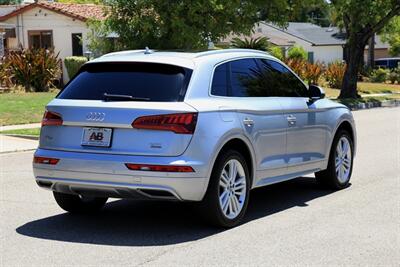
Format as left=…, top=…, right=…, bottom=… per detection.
left=103, top=93, right=150, bottom=102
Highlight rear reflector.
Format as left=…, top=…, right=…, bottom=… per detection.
left=132, top=113, right=197, bottom=134
left=33, top=156, right=59, bottom=165
left=125, top=163, right=194, bottom=172
left=42, top=110, right=63, bottom=126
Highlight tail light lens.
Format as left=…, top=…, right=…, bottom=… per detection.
left=42, top=110, right=63, bottom=126
left=132, top=113, right=198, bottom=134
left=33, top=156, right=59, bottom=165
left=125, top=163, right=194, bottom=172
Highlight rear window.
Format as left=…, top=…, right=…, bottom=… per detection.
left=58, top=62, right=193, bottom=102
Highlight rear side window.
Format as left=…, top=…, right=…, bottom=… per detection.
left=230, top=58, right=260, bottom=97
left=58, top=63, right=192, bottom=102
left=211, top=63, right=229, bottom=96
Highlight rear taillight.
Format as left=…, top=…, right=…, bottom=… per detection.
left=125, top=163, right=194, bottom=172
left=33, top=156, right=59, bottom=165
left=42, top=110, right=63, bottom=126
left=132, top=113, right=198, bottom=134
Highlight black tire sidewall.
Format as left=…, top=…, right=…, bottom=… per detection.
left=203, top=149, right=251, bottom=228
left=328, top=130, right=354, bottom=189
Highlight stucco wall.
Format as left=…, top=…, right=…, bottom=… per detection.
left=3, top=7, right=90, bottom=82
left=258, top=23, right=344, bottom=64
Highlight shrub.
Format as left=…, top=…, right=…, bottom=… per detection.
left=325, top=61, right=346, bottom=89
left=5, top=48, right=61, bottom=92
left=268, top=46, right=284, bottom=60
left=284, top=58, right=307, bottom=80
left=231, top=37, right=270, bottom=51
left=287, top=45, right=307, bottom=60
left=0, top=58, right=13, bottom=88
left=304, top=61, right=324, bottom=85
left=370, top=68, right=389, bottom=83
left=64, top=56, right=88, bottom=79
left=388, top=67, right=400, bottom=84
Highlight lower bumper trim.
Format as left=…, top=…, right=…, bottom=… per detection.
left=36, top=176, right=182, bottom=201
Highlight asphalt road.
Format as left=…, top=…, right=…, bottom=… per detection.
left=1, top=107, right=399, bottom=266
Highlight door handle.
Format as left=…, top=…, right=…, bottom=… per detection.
left=243, top=118, right=254, bottom=127
left=287, top=115, right=296, bottom=126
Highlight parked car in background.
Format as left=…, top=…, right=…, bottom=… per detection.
left=374, top=57, right=400, bottom=69
left=33, top=49, right=356, bottom=227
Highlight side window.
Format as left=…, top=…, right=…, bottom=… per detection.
left=257, top=59, right=308, bottom=97
left=230, top=58, right=261, bottom=97
left=211, top=63, right=228, bottom=96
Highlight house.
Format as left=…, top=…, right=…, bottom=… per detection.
left=221, top=22, right=391, bottom=64
left=0, top=1, right=105, bottom=81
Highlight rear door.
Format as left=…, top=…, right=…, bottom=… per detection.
left=40, top=62, right=197, bottom=156
left=211, top=58, right=288, bottom=184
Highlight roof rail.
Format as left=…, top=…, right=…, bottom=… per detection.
left=194, top=49, right=270, bottom=58
left=101, top=50, right=147, bottom=58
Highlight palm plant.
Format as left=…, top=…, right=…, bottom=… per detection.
left=231, top=37, right=270, bottom=51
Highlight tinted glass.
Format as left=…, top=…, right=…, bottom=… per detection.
left=256, top=59, right=308, bottom=97
left=230, top=58, right=260, bottom=97
left=211, top=63, right=228, bottom=96
left=58, top=63, right=192, bottom=102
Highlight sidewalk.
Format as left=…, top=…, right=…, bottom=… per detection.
left=0, top=123, right=41, bottom=132
left=0, top=135, right=38, bottom=154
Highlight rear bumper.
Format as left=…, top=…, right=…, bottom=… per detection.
left=33, top=148, right=209, bottom=201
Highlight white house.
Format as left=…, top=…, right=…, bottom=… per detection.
left=221, top=22, right=391, bottom=64
left=0, top=1, right=104, bottom=81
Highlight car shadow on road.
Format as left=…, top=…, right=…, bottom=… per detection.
left=16, top=177, right=341, bottom=246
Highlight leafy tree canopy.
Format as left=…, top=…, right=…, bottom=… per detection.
left=380, top=16, right=400, bottom=56
left=100, top=0, right=290, bottom=50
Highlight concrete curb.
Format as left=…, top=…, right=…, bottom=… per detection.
left=344, top=99, right=400, bottom=110
left=2, top=134, right=39, bottom=141
left=0, top=148, right=36, bottom=154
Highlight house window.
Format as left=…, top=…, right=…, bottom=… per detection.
left=28, top=30, right=53, bottom=49
left=72, top=33, right=83, bottom=56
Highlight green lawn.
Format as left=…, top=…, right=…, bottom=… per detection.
left=325, top=82, right=400, bottom=99
left=0, top=92, right=57, bottom=126
left=0, top=128, right=41, bottom=136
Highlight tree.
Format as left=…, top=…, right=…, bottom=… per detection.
left=331, top=0, right=400, bottom=99
left=0, top=0, right=21, bottom=4
left=380, top=16, right=400, bottom=56
left=286, top=0, right=332, bottom=27
left=100, top=0, right=289, bottom=51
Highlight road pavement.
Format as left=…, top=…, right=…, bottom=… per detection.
left=0, top=107, right=399, bottom=266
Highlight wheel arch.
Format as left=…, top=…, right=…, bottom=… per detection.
left=331, top=119, right=357, bottom=157
left=211, top=136, right=256, bottom=188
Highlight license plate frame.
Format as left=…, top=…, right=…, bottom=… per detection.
left=81, top=127, right=113, bottom=147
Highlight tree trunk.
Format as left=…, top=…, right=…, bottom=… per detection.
left=367, top=34, right=375, bottom=68
left=339, top=38, right=366, bottom=99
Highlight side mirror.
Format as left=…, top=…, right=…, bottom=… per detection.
left=308, top=85, right=325, bottom=102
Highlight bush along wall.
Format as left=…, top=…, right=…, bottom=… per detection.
left=64, top=56, right=88, bottom=80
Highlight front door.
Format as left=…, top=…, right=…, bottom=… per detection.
left=255, top=58, right=327, bottom=174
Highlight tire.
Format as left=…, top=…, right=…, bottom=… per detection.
left=200, top=149, right=250, bottom=228
left=315, top=129, right=354, bottom=190
left=53, top=191, right=108, bottom=214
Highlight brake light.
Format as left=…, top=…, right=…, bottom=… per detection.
left=42, top=110, right=63, bottom=126
left=125, top=163, right=194, bottom=172
left=132, top=113, right=197, bottom=134
left=33, top=156, right=59, bottom=165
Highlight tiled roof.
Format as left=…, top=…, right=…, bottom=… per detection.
left=0, top=2, right=106, bottom=22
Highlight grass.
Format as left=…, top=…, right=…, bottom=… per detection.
left=325, top=82, right=400, bottom=99
left=0, top=92, right=57, bottom=126
left=0, top=128, right=41, bottom=136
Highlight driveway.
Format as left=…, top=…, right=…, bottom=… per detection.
left=0, top=107, right=399, bottom=266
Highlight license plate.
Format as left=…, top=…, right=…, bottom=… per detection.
left=81, top=128, right=113, bottom=147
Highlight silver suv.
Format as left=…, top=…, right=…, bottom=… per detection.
left=33, top=49, right=356, bottom=227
